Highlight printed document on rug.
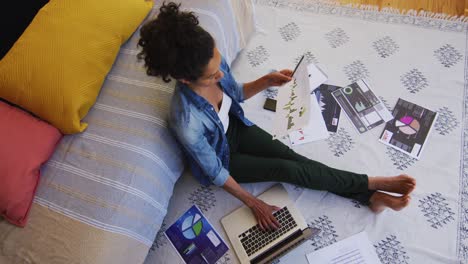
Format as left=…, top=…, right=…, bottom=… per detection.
left=308, top=64, right=328, bottom=91
left=379, top=98, right=438, bottom=159
left=306, top=231, right=382, bottom=264
left=314, top=84, right=342, bottom=133
left=332, top=79, right=393, bottom=134
left=165, top=205, right=229, bottom=264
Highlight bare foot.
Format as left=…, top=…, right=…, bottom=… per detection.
left=369, top=192, right=411, bottom=213
left=368, top=174, right=416, bottom=195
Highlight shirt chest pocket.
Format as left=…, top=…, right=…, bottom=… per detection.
left=202, top=122, right=220, bottom=145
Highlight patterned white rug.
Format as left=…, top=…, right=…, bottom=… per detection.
left=146, top=1, right=468, bottom=263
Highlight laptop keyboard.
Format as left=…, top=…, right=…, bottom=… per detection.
left=238, top=207, right=297, bottom=257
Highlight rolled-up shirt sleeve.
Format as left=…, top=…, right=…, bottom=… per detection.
left=211, top=167, right=229, bottom=186
left=235, top=82, right=245, bottom=102
left=173, top=116, right=229, bottom=186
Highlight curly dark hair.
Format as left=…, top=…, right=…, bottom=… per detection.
left=137, top=2, right=215, bottom=83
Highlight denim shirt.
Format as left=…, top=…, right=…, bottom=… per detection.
left=169, top=58, right=254, bottom=186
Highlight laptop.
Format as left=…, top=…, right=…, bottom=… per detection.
left=221, top=184, right=320, bottom=264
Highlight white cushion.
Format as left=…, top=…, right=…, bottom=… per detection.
left=179, top=0, right=256, bottom=65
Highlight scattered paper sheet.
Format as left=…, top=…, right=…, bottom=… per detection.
left=165, top=205, right=229, bottom=264
left=378, top=98, right=438, bottom=159
left=306, top=231, right=382, bottom=264
left=307, top=64, right=328, bottom=91
left=314, top=84, right=342, bottom=132
left=332, top=79, right=393, bottom=134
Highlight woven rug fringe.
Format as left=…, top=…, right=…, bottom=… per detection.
left=254, top=0, right=468, bottom=24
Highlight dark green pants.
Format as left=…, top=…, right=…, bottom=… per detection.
left=226, top=116, right=375, bottom=205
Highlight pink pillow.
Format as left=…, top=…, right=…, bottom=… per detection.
left=0, top=101, right=62, bottom=227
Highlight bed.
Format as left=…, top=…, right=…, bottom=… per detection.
left=0, top=1, right=256, bottom=263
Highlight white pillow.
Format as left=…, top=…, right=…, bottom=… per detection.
left=230, top=0, right=256, bottom=49
left=179, top=0, right=256, bottom=65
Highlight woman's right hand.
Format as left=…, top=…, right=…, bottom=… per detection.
left=221, top=176, right=281, bottom=231
left=247, top=198, right=281, bottom=231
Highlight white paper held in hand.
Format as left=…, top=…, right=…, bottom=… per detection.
left=273, top=60, right=328, bottom=140
left=289, top=95, right=329, bottom=145
left=272, top=58, right=311, bottom=139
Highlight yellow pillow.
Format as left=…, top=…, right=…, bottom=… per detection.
left=0, top=0, right=153, bottom=134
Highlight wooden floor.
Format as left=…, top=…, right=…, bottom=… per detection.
left=336, top=0, right=467, bottom=17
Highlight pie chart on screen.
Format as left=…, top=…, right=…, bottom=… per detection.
left=181, top=214, right=203, bottom=240
left=395, top=115, right=420, bottom=135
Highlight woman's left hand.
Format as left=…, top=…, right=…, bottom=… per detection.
left=263, top=69, right=293, bottom=87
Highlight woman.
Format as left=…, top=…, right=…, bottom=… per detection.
left=138, top=2, right=416, bottom=231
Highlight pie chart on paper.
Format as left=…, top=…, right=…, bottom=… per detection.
left=181, top=214, right=203, bottom=240
left=395, top=115, right=420, bottom=135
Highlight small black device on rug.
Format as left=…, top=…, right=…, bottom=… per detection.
left=263, top=98, right=277, bottom=112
